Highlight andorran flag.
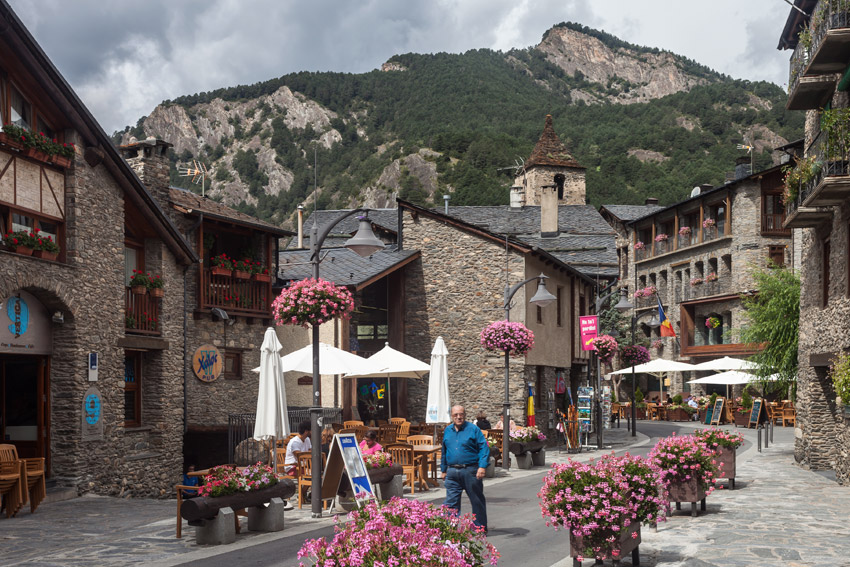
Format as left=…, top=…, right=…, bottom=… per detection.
left=657, top=296, right=676, bottom=337
left=527, top=383, right=536, bottom=427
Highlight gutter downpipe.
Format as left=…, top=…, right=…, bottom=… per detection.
left=184, top=212, right=204, bottom=434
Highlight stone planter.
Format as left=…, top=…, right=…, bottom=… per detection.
left=733, top=412, right=750, bottom=427
left=150, top=287, right=164, bottom=298
left=180, top=480, right=297, bottom=523
left=33, top=249, right=58, bottom=261
left=716, top=446, right=736, bottom=489
left=531, top=449, right=546, bottom=467
left=131, top=285, right=148, bottom=295
left=667, top=477, right=707, bottom=517
left=508, top=439, right=545, bottom=456
left=569, top=521, right=641, bottom=567
left=211, top=266, right=232, bottom=277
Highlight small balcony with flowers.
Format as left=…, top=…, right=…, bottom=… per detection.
left=0, top=124, right=75, bottom=169
left=203, top=254, right=273, bottom=317
left=125, top=270, right=163, bottom=336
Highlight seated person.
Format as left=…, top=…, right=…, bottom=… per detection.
left=181, top=464, right=199, bottom=498
left=666, top=395, right=673, bottom=405
left=359, top=430, right=383, bottom=455
left=321, top=425, right=334, bottom=454
left=493, top=417, right=517, bottom=432
left=474, top=411, right=492, bottom=430
left=687, top=397, right=699, bottom=409
left=284, top=420, right=312, bottom=477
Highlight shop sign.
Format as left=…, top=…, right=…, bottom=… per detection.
left=192, top=344, right=222, bottom=382
left=579, top=315, right=598, bottom=351
left=81, top=386, right=104, bottom=441
left=0, top=290, right=53, bottom=355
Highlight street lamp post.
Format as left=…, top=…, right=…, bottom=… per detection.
left=613, top=288, right=660, bottom=437
left=500, top=273, right=557, bottom=470
left=309, top=210, right=384, bottom=517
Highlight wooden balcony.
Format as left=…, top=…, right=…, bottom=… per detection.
left=201, top=268, right=273, bottom=317
left=125, top=288, right=161, bottom=335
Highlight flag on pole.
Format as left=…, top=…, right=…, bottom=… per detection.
left=657, top=296, right=676, bottom=337
left=527, top=383, right=536, bottom=426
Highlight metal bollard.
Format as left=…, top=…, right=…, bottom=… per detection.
left=757, top=427, right=762, bottom=452
left=764, top=424, right=769, bottom=449
left=770, top=420, right=774, bottom=444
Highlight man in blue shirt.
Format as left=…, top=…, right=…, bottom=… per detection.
left=441, top=405, right=490, bottom=533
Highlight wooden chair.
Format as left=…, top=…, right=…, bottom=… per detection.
left=344, top=420, right=364, bottom=428
left=385, top=443, right=417, bottom=494
left=339, top=428, right=357, bottom=436
left=377, top=420, right=389, bottom=426
left=486, top=430, right=503, bottom=467
left=0, top=459, right=23, bottom=518
left=389, top=417, right=407, bottom=426
left=767, top=403, right=783, bottom=426
left=378, top=424, right=399, bottom=445
left=0, top=444, right=45, bottom=515
left=330, top=422, right=343, bottom=433
left=354, top=425, right=370, bottom=442
left=782, top=403, right=796, bottom=427
left=296, top=451, right=327, bottom=510
left=407, top=435, right=438, bottom=483
left=397, top=421, right=411, bottom=442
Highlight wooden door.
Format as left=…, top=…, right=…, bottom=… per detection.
left=0, top=355, right=49, bottom=470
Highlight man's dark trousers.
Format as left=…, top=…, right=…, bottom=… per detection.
left=444, top=466, right=487, bottom=530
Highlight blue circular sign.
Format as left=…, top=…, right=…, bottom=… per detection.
left=85, top=394, right=101, bottom=425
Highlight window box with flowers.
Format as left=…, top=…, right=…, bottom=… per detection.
left=2, top=124, right=75, bottom=168
left=3, top=230, right=36, bottom=256
left=702, top=218, right=716, bottom=239
left=210, top=253, right=234, bottom=277
left=654, top=233, right=669, bottom=253
left=690, top=277, right=704, bottom=287
left=32, top=231, right=60, bottom=261
left=149, top=275, right=164, bottom=298
left=251, top=261, right=271, bottom=282
left=233, top=259, right=252, bottom=280
left=634, top=240, right=646, bottom=260
left=129, top=270, right=151, bottom=295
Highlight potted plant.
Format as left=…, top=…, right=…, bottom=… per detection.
left=149, top=274, right=164, bottom=298
left=125, top=314, right=136, bottom=329
left=690, top=277, right=704, bottom=287
left=233, top=258, right=252, bottom=280
left=298, top=497, right=498, bottom=566
left=3, top=230, right=36, bottom=255
left=654, top=233, right=669, bottom=253
left=32, top=232, right=60, bottom=261
left=649, top=433, right=718, bottom=517
left=694, top=428, right=744, bottom=490
left=508, top=425, right=546, bottom=460
left=592, top=334, right=618, bottom=366
left=539, top=454, right=665, bottom=564
left=129, top=270, right=151, bottom=295
left=211, top=253, right=234, bottom=277
left=480, top=320, right=535, bottom=356
left=702, top=218, right=716, bottom=239
left=621, top=344, right=650, bottom=368
left=251, top=262, right=271, bottom=282
left=273, top=277, right=355, bottom=328
left=634, top=387, right=648, bottom=420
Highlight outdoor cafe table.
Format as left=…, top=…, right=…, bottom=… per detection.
left=412, top=444, right=441, bottom=490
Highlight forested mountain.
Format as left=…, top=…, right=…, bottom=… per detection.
left=114, top=22, right=802, bottom=228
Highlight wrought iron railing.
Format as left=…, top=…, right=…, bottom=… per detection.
left=124, top=288, right=161, bottom=335
left=810, top=0, right=850, bottom=61
left=228, top=408, right=344, bottom=463
left=788, top=37, right=810, bottom=95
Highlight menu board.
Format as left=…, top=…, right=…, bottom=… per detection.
left=749, top=398, right=764, bottom=428
left=709, top=398, right=725, bottom=426
left=321, top=433, right=375, bottom=507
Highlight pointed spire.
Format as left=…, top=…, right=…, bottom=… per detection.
left=525, top=115, right=583, bottom=169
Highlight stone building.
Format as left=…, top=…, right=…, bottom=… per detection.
left=606, top=164, right=792, bottom=398
left=778, top=0, right=850, bottom=483
left=118, top=138, right=294, bottom=469
left=0, top=2, right=198, bottom=498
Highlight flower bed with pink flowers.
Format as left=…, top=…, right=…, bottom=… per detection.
left=272, top=277, right=354, bottom=327
left=649, top=433, right=719, bottom=494
left=480, top=320, right=534, bottom=356
left=297, top=497, right=499, bottom=566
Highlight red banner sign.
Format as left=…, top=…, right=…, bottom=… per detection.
left=579, top=315, right=598, bottom=351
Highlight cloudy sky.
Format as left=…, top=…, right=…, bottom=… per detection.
left=9, top=0, right=795, bottom=134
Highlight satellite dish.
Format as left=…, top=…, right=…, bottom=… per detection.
left=690, top=187, right=701, bottom=197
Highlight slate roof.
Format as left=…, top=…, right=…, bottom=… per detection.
left=170, top=187, right=294, bottom=236
left=278, top=247, right=419, bottom=289
left=284, top=208, right=397, bottom=249
left=600, top=204, right=664, bottom=222
left=521, top=235, right=619, bottom=278
left=525, top=115, right=584, bottom=170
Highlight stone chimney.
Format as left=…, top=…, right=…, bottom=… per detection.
left=119, top=137, right=173, bottom=208
left=297, top=205, right=305, bottom=248
left=734, top=156, right=752, bottom=180
left=645, top=197, right=659, bottom=206
left=540, top=184, right=559, bottom=237
left=510, top=186, right=525, bottom=208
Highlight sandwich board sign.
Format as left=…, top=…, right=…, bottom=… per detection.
left=321, top=433, right=375, bottom=507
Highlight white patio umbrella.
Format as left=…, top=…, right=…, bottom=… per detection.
left=690, top=357, right=760, bottom=372
left=608, top=358, right=698, bottom=402
left=345, top=342, right=431, bottom=419
left=254, top=328, right=289, bottom=470
left=251, top=342, right=369, bottom=375
left=686, top=370, right=779, bottom=400
left=426, top=337, right=451, bottom=425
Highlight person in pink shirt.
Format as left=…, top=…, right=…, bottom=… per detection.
left=359, top=430, right=383, bottom=455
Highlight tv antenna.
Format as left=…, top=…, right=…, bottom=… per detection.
left=496, top=157, right=525, bottom=176
left=179, top=160, right=209, bottom=197
left=737, top=138, right=754, bottom=177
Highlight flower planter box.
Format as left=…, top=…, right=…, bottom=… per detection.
left=211, top=266, right=232, bottom=277
left=252, top=273, right=271, bottom=283
left=508, top=439, right=545, bottom=456
left=131, top=285, right=148, bottom=295
left=716, top=446, right=736, bottom=489
left=23, top=147, right=49, bottom=162
left=33, top=249, right=58, bottom=261
left=150, top=288, right=164, bottom=298
left=180, top=479, right=297, bottom=523
left=50, top=155, right=72, bottom=168
left=733, top=412, right=750, bottom=427
left=365, top=464, right=403, bottom=485
left=635, top=407, right=647, bottom=420
left=11, top=245, right=33, bottom=256
left=234, top=270, right=251, bottom=280
left=665, top=408, right=691, bottom=422
left=0, top=132, right=24, bottom=151
left=667, top=477, right=707, bottom=517
left=569, top=521, right=641, bottom=567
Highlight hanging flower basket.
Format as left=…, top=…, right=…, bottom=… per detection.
left=621, top=344, right=650, bottom=367
left=592, top=334, right=618, bottom=364
left=273, top=277, right=354, bottom=327
left=480, top=320, right=534, bottom=356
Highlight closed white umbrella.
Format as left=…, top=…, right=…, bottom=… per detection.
left=254, top=328, right=289, bottom=471
left=345, top=342, right=431, bottom=418
left=426, top=337, right=451, bottom=425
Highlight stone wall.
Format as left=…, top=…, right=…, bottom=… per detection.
left=520, top=166, right=586, bottom=206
